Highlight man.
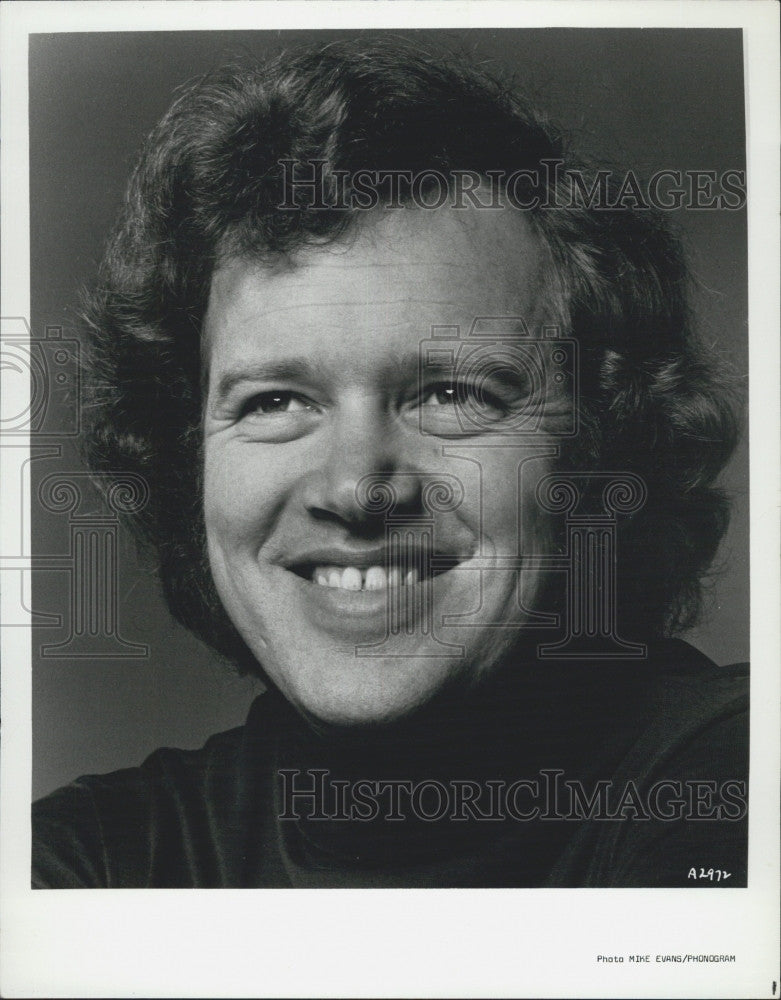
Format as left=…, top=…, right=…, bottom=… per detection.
left=32, top=41, right=747, bottom=887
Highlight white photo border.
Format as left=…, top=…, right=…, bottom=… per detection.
left=1, top=2, right=778, bottom=998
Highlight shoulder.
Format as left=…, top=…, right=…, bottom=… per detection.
left=32, top=694, right=275, bottom=888
left=626, top=640, right=748, bottom=775
left=551, top=642, right=749, bottom=887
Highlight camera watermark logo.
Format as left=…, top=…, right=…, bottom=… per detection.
left=419, top=317, right=578, bottom=438
left=1, top=319, right=80, bottom=437
left=347, top=316, right=646, bottom=660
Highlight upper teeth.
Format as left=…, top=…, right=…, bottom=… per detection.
left=313, top=565, right=421, bottom=590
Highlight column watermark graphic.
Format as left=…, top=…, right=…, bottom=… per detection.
left=36, top=473, right=149, bottom=658
left=534, top=472, right=647, bottom=659
left=354, top=473, right=465, bottom=658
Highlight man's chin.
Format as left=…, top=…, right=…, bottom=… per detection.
left=276, top=652, right=469, bottom=732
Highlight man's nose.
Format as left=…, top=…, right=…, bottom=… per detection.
left=302, top=403, right=421, bottom=527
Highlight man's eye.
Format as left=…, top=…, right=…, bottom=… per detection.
left=422, top=382, right=507, bottom=414
left=242, top=391, right=314, bottom=417
left=423, top=383, right=459, bottom=406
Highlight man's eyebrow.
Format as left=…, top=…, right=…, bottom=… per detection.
left=214, top=351, right=432, bottom=398
left=212, top=358, right=318, bottom=402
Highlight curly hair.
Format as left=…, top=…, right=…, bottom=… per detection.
left=82, top=40, right=739, bottom=672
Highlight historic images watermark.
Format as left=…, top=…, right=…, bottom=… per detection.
left=0, top=316, right=149, bottom=657
left=278, top=160, right=747, bottom=212
left=346, top=316, right=648, bottom=661
left=278, top=768, right=748, bottom=823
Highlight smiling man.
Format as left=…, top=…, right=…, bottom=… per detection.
left=203, top=206, right=559, bottom=727
left=32, top=42, right=748, bottom=888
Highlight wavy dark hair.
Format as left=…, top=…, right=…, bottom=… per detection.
left=82, top=40, right=739, bottom=673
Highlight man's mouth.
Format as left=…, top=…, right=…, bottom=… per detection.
left=279, top=545, right=470, bottom=638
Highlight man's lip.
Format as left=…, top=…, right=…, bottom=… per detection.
left=282, top=545, right=394, bottom=570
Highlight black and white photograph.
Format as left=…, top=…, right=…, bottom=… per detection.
left=1, top=2, right=778, bottom=997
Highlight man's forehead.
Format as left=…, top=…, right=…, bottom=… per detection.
left=207, top=205, right=547, bottom=328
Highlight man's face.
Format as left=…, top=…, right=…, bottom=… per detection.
left=203, top=206, right=567, bottom=727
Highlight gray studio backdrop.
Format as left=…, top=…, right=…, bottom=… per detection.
left=30, top=29, right=748, bottom=799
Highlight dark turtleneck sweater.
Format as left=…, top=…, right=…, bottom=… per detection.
left=32, top=640, right=748, bottom=888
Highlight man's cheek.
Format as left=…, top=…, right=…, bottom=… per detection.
left=478, top=486, right=525, bottom=557
left=205, top=460, right=272, bottom=540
